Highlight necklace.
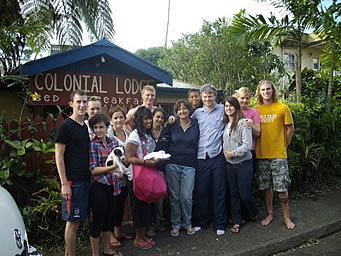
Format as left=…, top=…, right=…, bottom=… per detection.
left=180, top=119, right=191, bottom=131
left=152, top=127, right=162, bottom=140
left=113, top=128, right=126, bottom=142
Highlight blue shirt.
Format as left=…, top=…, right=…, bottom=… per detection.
left=166, top=118, right=200, bottom=168
left=192, top=103, right=225, bottom=159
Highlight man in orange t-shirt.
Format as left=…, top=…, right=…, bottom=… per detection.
left=255, top=80, right=295, bottom=230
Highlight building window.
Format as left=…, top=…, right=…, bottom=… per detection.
left=284, top=53, right=295, bottom=71
left=313, top=57, right=320, bottom=70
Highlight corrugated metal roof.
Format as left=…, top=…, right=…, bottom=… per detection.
left=157, top=79, right=200, bottom=89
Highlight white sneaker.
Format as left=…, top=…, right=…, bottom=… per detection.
left=194, top=226, right=202, bottom=232
left=216, top=229, right=225, bottom=236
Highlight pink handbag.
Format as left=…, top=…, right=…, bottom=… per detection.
left=133, top=164, right=166, bottom=203
left=133, top=136, right=167, bottom=203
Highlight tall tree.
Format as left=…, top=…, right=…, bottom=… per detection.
left=231, top=1, right=320, bottom=102
left=0, top=0, right=115, bottom=77
left=135, top=47, right=165, bottom=66
left=314, top=1, right=341, bottom=111
left=20, top=0, right=115, bottom=46
left=159, top=18, right=285, bottom=93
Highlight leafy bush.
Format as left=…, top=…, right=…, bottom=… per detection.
left=0, top=112, right=64, bottom=250
left=22, top=176, right=63, bottom=249
left=287, top=69, right=341, bottom=190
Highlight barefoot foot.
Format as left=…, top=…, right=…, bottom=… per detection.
left=261, top=214, right=273, bottom=226
left=284, top=218, right=296, bottom=230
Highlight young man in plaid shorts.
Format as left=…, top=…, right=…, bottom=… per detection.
left=255, top=80, right=295, bottom=230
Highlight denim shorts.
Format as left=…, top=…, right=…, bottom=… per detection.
left=62, top=180, right=89, bottom=222
left=256, top=158, right=291, bottom=192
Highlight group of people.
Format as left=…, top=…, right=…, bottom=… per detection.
left=55, top=80, right=295, bottom=256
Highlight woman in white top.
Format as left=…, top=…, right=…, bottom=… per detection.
left=126, top=106, right=159, bottom=249
left=107, top=106, right=133, bottom=248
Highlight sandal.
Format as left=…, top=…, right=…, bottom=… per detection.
left=110, top=240, right=122, bottom=249
left=133, top=240, right=152, bottom=250
left=230, top=224, right=240, bottom=234
left=145, top=238, right=156, bottom=246
left=170, top=228, right=180, bottom=237
left=186, top=227, right=195, bottom=235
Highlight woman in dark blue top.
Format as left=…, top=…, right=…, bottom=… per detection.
left=165, top=99, right=199, bottom=237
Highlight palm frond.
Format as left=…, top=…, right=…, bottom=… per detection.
left=80, top=0, right=115, bottom=42
left=231, top=10, right=290, bottom=46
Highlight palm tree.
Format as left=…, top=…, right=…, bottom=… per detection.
left=314, top=1, right=341, bottom=111
left=20, top=0, right=115, bottom=46
left=0, top=0, right=114, bottom=77
left=231, top=0, right=320, bottom=102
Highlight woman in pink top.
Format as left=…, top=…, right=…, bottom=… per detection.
left=234, top=87, right=261, bottom=154
left=233, top=87, right=261, bottom=222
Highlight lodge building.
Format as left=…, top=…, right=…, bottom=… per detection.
left=1, top=40, right=201, bottom=122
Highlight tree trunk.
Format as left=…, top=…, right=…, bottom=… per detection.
left=296, top=34, right=302, bottom=103
left=165, top=0, right=171, bottom=48
left=0, top=0, right=6, bottom=21
left=327, top=44, right=335, bottom=112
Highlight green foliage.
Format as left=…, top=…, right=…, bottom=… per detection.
left=22, top=176, right=64, bottom=249
left=159, top=17, right=285, bottom=93
left=0, top=0, right=115, bottom=77
left=0, top=111, right=61, bottom=250
left=0, top=138, right=34, bottom=186
left=287, top=69, right=341, bottom=190
left=32, top=138, right=55, bottom=154
left=135, top=46, right=165, bottom=65
left=314, top=1, right=341, bottom=70
left=230, top=1, right=323, bottom=102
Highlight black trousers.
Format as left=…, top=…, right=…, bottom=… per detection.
left=112, top=185, right=128, bottom=228
left=90, top=181, right=114, bottom=238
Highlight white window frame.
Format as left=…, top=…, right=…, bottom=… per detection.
left=284, top=53, right=295, bottom=71
left=313, top=57, right=320, bottom=71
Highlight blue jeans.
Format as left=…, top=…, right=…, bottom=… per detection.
left=166, top=163, right=195, bottom=229
left=226, top=160, right=258, bottom=225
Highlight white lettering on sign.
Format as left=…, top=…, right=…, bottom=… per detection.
left=31, top=72, right=156, bottom=105
left=115, top=77, right=124, bottom=94
left=132, top=79, right=140, bottom=94
left=91, top=75, right=98, bottom=93
left=103, top=97, right=109, bottom=104
left=34, top=73, right=44, bottom=90
left=124, top=79, right=131, bottom=94
left=82, top=75, right=90, bottom=91
left=45, top=73, right=54, bottom=91
left=53, top=95, right=60, bottom=102
left=64, top=74, right=72, bottom=91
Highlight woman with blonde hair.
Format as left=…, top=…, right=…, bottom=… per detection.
left=233, top=87, right=261, bottom=159
left=233, top=87, right=261, bottom=223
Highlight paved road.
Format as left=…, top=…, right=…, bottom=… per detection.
left=50, top=191, right=341, bottom=256
left=274, top=230, right=341, bottom=256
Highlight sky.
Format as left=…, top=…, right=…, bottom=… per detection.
left=108, top=0, right=283, bottom=53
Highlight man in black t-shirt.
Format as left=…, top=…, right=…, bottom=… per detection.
left=55, top=90, right=90, bottom=256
